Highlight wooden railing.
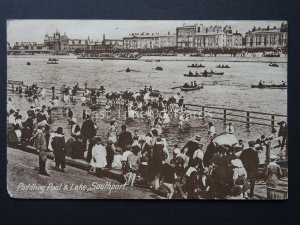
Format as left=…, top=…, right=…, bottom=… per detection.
left=184, top=104, right=287, bottom=129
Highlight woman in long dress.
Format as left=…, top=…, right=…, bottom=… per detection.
left=90, top=137, right=107, bottom=177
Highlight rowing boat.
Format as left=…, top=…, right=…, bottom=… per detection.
left=201, top=72, right=224, bottom=75
left=251, top=85, right=287, bottom=89
left=216, top=66, right=230, bottom=68
left=180, top=84, right=204, bottom=91
left=184, top=74, right=212, bottom=77
left=187, top=64, right=205, bottom=68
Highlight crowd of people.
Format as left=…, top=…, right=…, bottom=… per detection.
left=7, top=82, right=288, bottom=199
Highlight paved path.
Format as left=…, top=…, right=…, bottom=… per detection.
left=7, top=147, right=162, bottom=199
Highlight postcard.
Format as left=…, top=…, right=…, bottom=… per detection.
left=7, top=20, right=288, bottom=199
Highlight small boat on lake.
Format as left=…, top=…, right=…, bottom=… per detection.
left=180, top=83, right=204, bottom=91
left=251, top=84, right=287, bottom=89
left=201, top=70, right=224, bottom=76
left=188, top=63, right=205, bottom=68
left=48, top=58, right=59, bottom=61
left=184, top=73, right=212, bottom=77
left=47, top=58, right=59, bottom=64
left=216, top=65, right=230, bottom=68
left=269, top=62, right=279, bottom=67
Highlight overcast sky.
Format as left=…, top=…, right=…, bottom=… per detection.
left=7, top=20, right=286, bottom=44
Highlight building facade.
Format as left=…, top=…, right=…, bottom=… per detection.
left=176, top=25, right=196, bottom=48
left=69, top=39, right=90, bottom=51
left=177, top=24, right=243, bottom=49
left=102, top=39, right=123, bottom=49
left=158, top=34, right=176, bottom=48
left=44, top=31, right=69, bottom=52
left=123, top=32, right=176, bottom=49
left=12, top=42, right=46, bottom=50
left=245, top=23, right=288, bottom=48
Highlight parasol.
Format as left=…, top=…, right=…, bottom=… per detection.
left=212, top=133, right=238, bottom=146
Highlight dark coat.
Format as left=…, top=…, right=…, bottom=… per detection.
left=181, top=140, right=199, bottom=159
left=151, top=143, right=165, bottom=176
left=239, top=147, right=259, bottom=180
left=71, top=140, right=84, bottom=159
left=81, top=119, right=96, bottom=138
left=52, top=135, right=66, bottom=156
left=278, top=125, right=288, bottom=138
left=118, top=130, right=133, bottom=151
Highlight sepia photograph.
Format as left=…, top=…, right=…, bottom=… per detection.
left=6, top=20, right=288, bottom=199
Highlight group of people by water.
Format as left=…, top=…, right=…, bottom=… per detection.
left=7, top=81, right=288, bottom=199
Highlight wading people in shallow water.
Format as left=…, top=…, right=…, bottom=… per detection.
left=33, top=122, right=49, bottom=176
left=51, top=127, right=66, bottom=172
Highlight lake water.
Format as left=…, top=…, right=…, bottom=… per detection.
left=7, top=55, right=287, bottom=160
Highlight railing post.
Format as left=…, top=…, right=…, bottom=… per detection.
left=271, top=115, right=275, bottom=129
left=202, top=107, right=205, bottom=120
left=224, top=109, right=227, bottom=124
left=246, top=112, right=250, bottom=128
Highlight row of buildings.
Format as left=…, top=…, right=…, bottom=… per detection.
left=8, top=22, right=288, bottom=53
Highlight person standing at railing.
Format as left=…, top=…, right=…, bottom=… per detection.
left=225, top=122, right=235, bottom=134
left=278, top=121, right=288, bottom=151
left=208, top=122, right=216, bottom=137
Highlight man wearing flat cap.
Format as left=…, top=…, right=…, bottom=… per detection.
left=239, top=141, right=259, bottom=197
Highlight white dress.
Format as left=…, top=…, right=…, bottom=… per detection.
left=112, top=154, right=123, bottom=170
left=90, top=144, right=107, bottom=168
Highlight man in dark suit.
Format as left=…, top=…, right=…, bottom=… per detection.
left=81, top=115, right=97, bottom=162
left=180, top=135, right=201, bottom=159
left=239, top=141, right=260, bottom=197
left=118, top=124, right=133, bottom=152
